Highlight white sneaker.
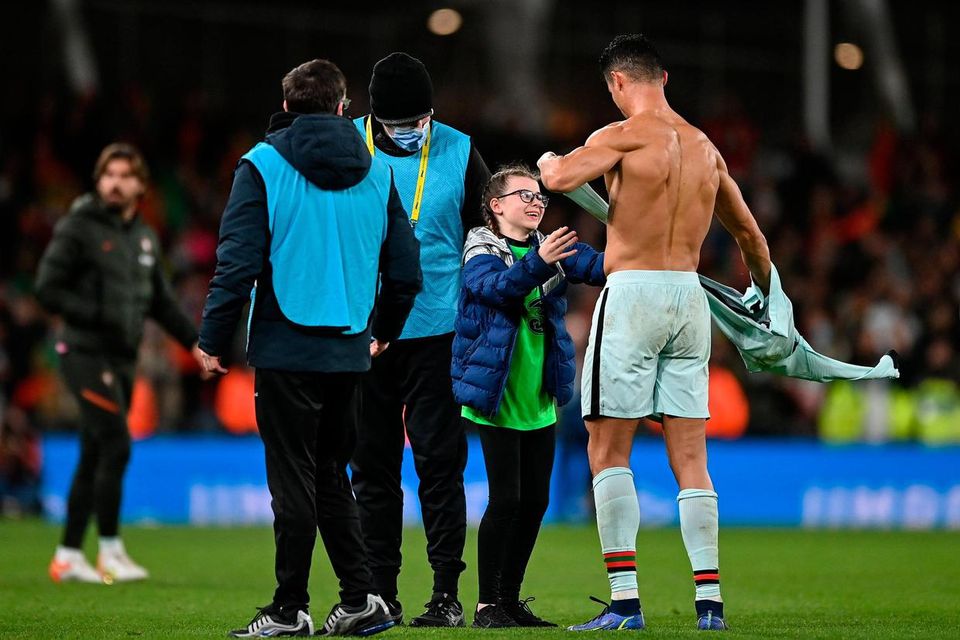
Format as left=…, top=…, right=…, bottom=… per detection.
left=97, top=545, right=149, bottom=583
left=49, top=546, right=103, bottom=584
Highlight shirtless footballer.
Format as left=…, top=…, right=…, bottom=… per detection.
left=537, top=34, right=771, bottom=632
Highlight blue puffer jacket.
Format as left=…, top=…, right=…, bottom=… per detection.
left=451, top=226, right=605, bottom=417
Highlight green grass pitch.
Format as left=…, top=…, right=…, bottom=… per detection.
left=1, top=521, right=958, bottom=638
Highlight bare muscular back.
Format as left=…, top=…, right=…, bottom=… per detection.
left=599, top=111, right=719, bottom=274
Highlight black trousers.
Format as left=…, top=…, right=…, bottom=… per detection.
left=59, top=350, right=135, bottom=549
left=350, top=333, right=468, bottom=599
left=476, top=424, right=555, bottom=604
left=255, top=369, right=373, bottom=610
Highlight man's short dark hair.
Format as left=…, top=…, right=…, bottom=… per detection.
left=93, top=143, right=149, bottom=183
left=282, top=59, right=346, bottom=114
left=599, top=34, right=664, bottom=83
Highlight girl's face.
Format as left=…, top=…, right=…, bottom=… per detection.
left=489, top=176, right=549, bottom=239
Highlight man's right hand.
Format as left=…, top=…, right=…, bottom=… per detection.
left=370, top=339, right=390, bottom=358
left=537, top=226, right=579, bottom=265
left=197, top=346, right=229, bottom=378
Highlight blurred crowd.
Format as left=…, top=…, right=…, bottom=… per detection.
left=1, top=85, right=958, bottom=515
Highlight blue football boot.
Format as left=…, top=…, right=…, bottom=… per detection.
left=567, top=597, right=645, bottom=631
left=696, top=610, right=729, bottom=631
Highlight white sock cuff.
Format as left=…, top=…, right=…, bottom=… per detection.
left=677, top=488, right=717, bottom=502
left=55, top=545, right=83, bottom=560
left=593, top=466, right=633, bottom=489
left=99, top=537, right=123, bottom=553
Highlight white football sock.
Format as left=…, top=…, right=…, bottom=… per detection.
left=593, top=467, right=640, bottom=600
left=678, top=488, right=722, bottom=602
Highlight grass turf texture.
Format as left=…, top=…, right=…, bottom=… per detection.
left=1, top=522, right=958, bottom=638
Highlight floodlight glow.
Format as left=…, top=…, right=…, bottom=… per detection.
left=834, top=43, right=864, bottom=70
left=427, top=8, right=462, bottom=36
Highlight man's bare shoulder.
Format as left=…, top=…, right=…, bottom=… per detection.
left=675, top=120, right=718, bottom=153
left=586, top=117, right=669, bottom=153
left=585, top=121, right=625, bottom=146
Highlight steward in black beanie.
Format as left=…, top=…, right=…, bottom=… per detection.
left=369, top=52, right=434, bottom=124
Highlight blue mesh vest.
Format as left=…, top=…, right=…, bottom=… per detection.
left=243, top=142, right=391, bottom=334
left=354, top=117, right=470, bottom=339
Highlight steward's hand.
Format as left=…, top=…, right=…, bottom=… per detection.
left=196, top=344, right=228, bottom=378
left=370, top=339, right=390, bottom=358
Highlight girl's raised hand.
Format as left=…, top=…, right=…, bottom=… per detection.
left=537, top=226, right=578, bottom=265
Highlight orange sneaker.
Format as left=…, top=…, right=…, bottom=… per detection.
left=49, top=547, right=103, bottom=583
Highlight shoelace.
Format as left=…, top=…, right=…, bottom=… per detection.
left=323, top=605, right=346, bottom=633
left=423, top=596, right=454, bottom=618
left=248, top=607, right=272, bottom=632
left=512, top=597, right=541, bottom=621
left=248, top=605, right=300, bottom=632
left=584, top=596, right=612, bottom=622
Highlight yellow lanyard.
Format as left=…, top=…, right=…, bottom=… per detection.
left=365, top=116, right=431, bottom=227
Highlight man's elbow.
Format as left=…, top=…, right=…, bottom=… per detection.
left=407, top=273, right=424, bottom=296
left=393, top=269, right=423, bottom=297
left=541, top=169, right=576, bottom=194
left=737, top=227, right=768, bottom=259
left=753, top=232, right=771, bottom=263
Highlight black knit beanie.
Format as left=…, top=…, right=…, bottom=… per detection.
left=369, top=52, right=434, bottom=125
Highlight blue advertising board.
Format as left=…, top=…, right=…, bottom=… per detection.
left=41, top=435, right=960, bottom=529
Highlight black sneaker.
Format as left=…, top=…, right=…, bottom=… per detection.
left=384, top=599, right=403, bottom=626
left=501, top=597, right=557, bottom=627
left=229, top=604, right=314, bottom=637
left=319, top=594, right=395, bottom=636
left=409, top=592, right=465, bottom=627
left=472, top=604, right=519, bottom=629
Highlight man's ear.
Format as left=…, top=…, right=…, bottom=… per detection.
left=336, top=102, right=344, bottom=116
left=610, top=70, right=628, bottom=93
left=662, top=70, right=669, bottom=87
left=283, top=99, right=289, bottom=113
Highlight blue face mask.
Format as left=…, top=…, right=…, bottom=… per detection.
left=391, top=122, right=429, bottom=151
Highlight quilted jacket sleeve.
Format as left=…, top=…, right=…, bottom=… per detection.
left=559, top=242, right=605, bottom=286
left=462, top=250, right=557, bottom=309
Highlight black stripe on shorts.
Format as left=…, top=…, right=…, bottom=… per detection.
left=588, top=288, right=610, bottom=419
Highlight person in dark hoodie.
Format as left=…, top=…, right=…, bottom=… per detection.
left=35, top=143, right=202, bottom=586
left=350, top=51, right=490, bottom=629
left=198, top=59, right=422, bottom=638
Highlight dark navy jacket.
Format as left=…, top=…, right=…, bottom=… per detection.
left=199, top=112, right=421, bottom=372
left=451, top=227, right=605, bottom=417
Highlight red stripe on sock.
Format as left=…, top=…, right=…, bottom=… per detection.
left=603, top=551, right=636, bottom=559
left=605, top=561, right=637, bottom=569
left=694, top=573, right=720, bottom=581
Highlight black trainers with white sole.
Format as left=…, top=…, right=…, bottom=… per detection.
left=229, top=604, right=314, bottom=637
left=319, top=593, right=395, bottom=636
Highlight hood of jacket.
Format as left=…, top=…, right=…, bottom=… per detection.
left=462, top=226, right=565, bottom=294
left=265, top=112, right=371, bottom=191
left=462, top=226, right=548, bottom=266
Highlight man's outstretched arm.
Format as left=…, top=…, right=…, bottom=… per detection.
left=713, top=150, right=771, bottom=292
left=538, top=124, right=624, bottom=193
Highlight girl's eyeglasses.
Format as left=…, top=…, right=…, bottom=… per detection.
left=495, top=189, right=549, bottom=207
